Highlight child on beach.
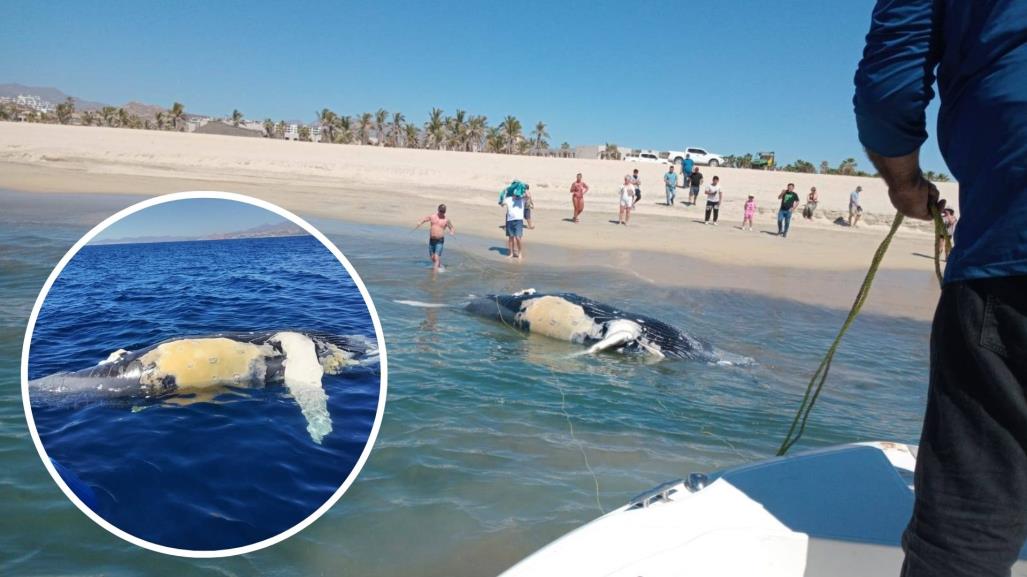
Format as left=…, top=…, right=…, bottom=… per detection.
left=415, top=204, right=455, bottom=271
left=501, top=192, right=526, bottom=259
left=570, top=173, right=589, bottom=222
left=742, top=195, right=757, bottom=231
left=618, top=175, right=635, bottom=225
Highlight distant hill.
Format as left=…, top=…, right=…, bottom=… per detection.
left=93, top=221, right=307, bottom=245
left=0, top=83, right=108, bottom=111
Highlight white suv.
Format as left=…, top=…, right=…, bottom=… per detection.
left=625, top=151, right=669, bottom=164
left=667, top=147, right=724, bottom=167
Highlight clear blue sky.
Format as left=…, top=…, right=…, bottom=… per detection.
left=92, top=199, right=285, bottom=242
left=0, top=0, right=947, bottom=173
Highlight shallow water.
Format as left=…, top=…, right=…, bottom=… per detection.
left=0, top=191, right=931, bottom=575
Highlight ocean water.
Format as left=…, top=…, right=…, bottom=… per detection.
left=25, top=232, right=380, bottom=552
left=0, top=192, right=931, bottom=576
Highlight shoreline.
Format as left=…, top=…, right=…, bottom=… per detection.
left=0, top=123, right=952, bottom=320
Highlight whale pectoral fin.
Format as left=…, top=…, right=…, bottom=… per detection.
left=586, top=331, right=634, bottom=355
left=273, top=332, right=333, bottom=444
left=286, top=378, right=333, bottom=444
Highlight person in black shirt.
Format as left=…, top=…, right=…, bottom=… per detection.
left=777, top=183, right=800, bottom=238
left=687, top=168, right=703, bottom=205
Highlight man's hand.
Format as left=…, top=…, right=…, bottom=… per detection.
left=866, top=148, right=945, bottom=220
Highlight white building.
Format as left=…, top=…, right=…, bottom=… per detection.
left=0, top=94, right=54, bottom=113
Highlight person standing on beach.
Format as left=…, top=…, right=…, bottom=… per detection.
left=777, top=183, right=801, bottom=237
left=688, top=167, right=703, bottom=205
left=570, top=173, right=589, bottom=222
left=524, top=186, right=535, bottom=230
left=618, top=175, right=635, bottom=225
left=703, top=176, right=722, bottom=225
left=664, top=165, right=678, bottom=206
left=630, top=168, right=641, bottom=207
left=683, top=154, right=695, bottom=181
left=742, top=194, right=757, bottom=231
left=855, top=3, right=1027, bottom=576
left=501, top=191, right=525, bottom=259
left=415, top=204, right=455, bottom=271
left=848, top=185, right=863, bottom=227
left=803, top=186, right=819, bottom=220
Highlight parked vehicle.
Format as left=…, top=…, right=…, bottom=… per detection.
left=625, top=151, right=669, bottom=164
left=667, top=147, right=725, bottom=167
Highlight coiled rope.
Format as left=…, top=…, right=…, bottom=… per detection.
left=776, top=204, right=950, bottom=456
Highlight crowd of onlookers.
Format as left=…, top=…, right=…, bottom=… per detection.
left=418, top=167, right=958, bottom=269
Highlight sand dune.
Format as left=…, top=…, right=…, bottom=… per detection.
left=0, top=122, right=959, bottom=319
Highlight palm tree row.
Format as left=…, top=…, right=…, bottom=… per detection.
left=311, top=106, right=547, bottom=154
left=4, top=98, right=559, bottom=156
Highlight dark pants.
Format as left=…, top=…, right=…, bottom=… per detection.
left=902, top=276, right=1027, bottom=577
left=705, top=201, right=719, bottom=222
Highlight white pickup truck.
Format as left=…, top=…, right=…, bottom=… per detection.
left=666, top=147, right=725, bottom=167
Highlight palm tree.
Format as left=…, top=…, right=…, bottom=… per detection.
left=448, top=110, right=468, bottom=151
left=155, top=111, right=167, bottom=130
left=317, top=108, right=337, bottom=143
left=485, top=127, right=505, bottom=153
left=819, top=160, right=832, bottom=174
left=374, top=108, right=388, bottom=146
left=169, top=102, right=186, bottom=131
left=55, top=98, right=75, bottom=124
left=602, top=143, right=620, bottom=160
left=231, top=109, right=243, bottom=127
left=467, top=115, right=488, bottom=152
left=357, top=112, right=373, bottom=144
left=334, top=115, right=354, bottom=143
left=404, top=122, right=420, bottom=148
left=275, top=120, right=287, bottom=139
left=117, top=108, right=130, bottom=128
left=80, top=110, right=97, bottom=126
left=500, top=115, right=522, bottom=154
left=100, top=106, right=118, bottom=127
left=299, top=125, right=311, bottom=142
left=837, top=158, right=858, bottom=175
left=390, top=111, right=406, bottom=146
left=263, top=118, right=275, bottom=138
left=530, top=121, right=549, bottom=153
left=424, top=107, right=446, bottom=150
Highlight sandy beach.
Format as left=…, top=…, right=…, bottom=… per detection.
left=0, top=122, right=958, bottom=320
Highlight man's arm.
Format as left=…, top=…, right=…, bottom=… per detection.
left=854, top=0, right=943, bottom=220
left=447, top=221, right=455, bottom=235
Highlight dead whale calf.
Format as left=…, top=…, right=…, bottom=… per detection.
left=466, top=289, right=752, bottom=364
left=28, top=331, right=377, bottom=443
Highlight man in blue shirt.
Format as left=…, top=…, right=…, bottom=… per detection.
left=664, top=165, right=678, bottom=206
left=854, top=2, right=1027, bottom=576
left=682, top=154, right=695, bottom=182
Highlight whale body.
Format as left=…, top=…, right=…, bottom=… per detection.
left=466, top=290, right=751, bottom=363
left=28, top=331, right=377, bottom=444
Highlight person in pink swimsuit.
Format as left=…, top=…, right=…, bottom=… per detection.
left=570, top=173, right=589, bottom=222
left=742, top=195, right=757, bottom=231
left=415, top=204, right=455, bottom=271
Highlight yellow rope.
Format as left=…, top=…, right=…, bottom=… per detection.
left=776, top=204, right=948, bottom=456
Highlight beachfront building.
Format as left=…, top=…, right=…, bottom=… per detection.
left=575, top=144, right=633, bottom=160
left=0, top=94, right=54, bottom=113
left=185, top=116, right=212, bottom=132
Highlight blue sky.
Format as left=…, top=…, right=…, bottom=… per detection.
left=0, top=0, right=947, bottom=173
left=92, top=199, right=285, bottom=242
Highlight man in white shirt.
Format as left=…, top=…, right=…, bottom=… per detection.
left=501, top=193, right=525, bottom=259
left=704, top=176, right=722, bottom=225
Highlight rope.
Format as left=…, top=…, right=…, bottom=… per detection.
left=776, top=205, right=948, bottom=456
left=491, top=295, right=606, bottom=514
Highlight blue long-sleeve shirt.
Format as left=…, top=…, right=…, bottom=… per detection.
left=854, top=0, right=1027, bottom=283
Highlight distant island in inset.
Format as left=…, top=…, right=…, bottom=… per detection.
left=92, top=221, right=306, bottom=245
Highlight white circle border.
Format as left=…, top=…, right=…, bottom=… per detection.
left=20, top=191, right=389, bottom=558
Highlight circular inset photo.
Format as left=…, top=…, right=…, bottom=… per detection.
left=21, top=192, right=386, bottom=556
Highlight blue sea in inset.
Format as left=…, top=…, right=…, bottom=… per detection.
left=27, top=233, right=380, bottom=551
left=0, top=191, right=930, bottom=576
